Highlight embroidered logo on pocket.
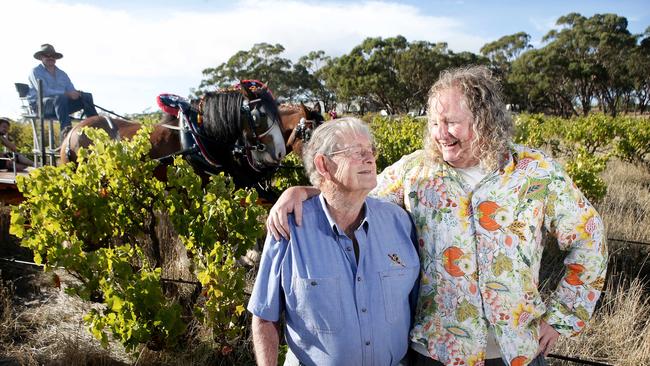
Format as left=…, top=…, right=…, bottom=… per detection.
left=388, top=253, right=406, bottom=267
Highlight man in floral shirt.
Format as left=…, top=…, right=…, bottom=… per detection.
left=267, top=66, right=607, bottom=366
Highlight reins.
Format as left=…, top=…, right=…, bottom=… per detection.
left=91, top=103, right=130, bottom=120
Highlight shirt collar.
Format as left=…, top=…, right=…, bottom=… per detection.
left=438, top=144, right=517, bottom=179
left=318, top=193, right=370, bottom=237
left=37, top=63, right=59, bottom=73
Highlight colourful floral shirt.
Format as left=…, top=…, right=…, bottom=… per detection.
left=372, top=145, right=607, bottom=366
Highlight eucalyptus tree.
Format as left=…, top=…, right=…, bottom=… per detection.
left=541, top=13, right=637, bottom=116
left=629, top=26, right=650, bottom=113
left=321, top=36, right=481, bottom=114
left=296, top=50, right=335, bottom=110
left=481, top=32, right=532, bottom=104
left=198, top=43, right=304, bottom=102
left=510, top=48, right=577, bottom=117
left=480, top=32, right=532, bottom=75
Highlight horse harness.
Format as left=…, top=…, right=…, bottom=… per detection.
left=157, top=93, right=277, bottom=174
left=286, top=115, right=324, bottom=147
left=103, top=115, right=121, bottom=141
left=297, top=117, right=322, bottom=142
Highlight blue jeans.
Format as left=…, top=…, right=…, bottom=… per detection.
left=36, top=92, right=98, bottom=130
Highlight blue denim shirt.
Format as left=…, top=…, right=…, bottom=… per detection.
left=248, top=195, right=420, bottom=366
left=28, top=64, right=75, bottom=102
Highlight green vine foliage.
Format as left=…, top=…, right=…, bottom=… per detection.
left=272, top=153, right=311, bottom=193
left=514, top=113, right=627, bottom=202
left=565, top=147, right=609, bottom=202
left=10, top=127, right=265, bottom=353
left=164, top=156, right=265, bottom=345
left=614, top=116, right=650, bottom=169
left=371, top=115, right=425, bottom=172
left=563, top=114, right=620, bottom=155
left=514, top=114, right=564, bottom=155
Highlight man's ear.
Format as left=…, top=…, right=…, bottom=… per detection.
left=314, top=154, right=331, bottom=181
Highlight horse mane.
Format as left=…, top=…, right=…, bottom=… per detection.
left=201, top=91, right=243, bottom=143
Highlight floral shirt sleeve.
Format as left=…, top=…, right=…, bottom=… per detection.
left=373, top=150, right=428, bottom=207
left=542, top=160, right=608, bottom=336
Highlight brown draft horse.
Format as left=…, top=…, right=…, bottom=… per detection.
left=60, top=82, right=287, bottom=193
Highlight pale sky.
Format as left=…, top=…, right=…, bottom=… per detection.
left=1, top=0, right=648, bottom=120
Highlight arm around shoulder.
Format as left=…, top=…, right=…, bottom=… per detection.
left=267, top=186, right=320, bottom=240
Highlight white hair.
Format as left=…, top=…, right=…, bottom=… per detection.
left=302, top=117, right=373, bottom=187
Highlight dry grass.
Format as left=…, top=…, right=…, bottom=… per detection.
left=0, top=272, right=131, bottom=366
left=551, top=276, right=650, bottom=365
left=597, top=159, right=650, bottom=243
left=132, top=317, right=256, bottom=365
left=596, top=159, right=650, bottom=284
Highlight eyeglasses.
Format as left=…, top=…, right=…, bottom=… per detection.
left=327, top=145, right=377, bottom=161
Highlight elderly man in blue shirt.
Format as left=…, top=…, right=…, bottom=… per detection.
left=248, top=117, right=420, bottom=366
left=28, top=44, right=98, bottom=139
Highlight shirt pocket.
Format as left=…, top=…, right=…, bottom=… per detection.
left=380, top=267, right=418, bottom=324
left=294, top=276, right=343, bottom=333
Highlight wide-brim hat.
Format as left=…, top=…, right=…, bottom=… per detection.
left=33, top=43, right=63, bottom=60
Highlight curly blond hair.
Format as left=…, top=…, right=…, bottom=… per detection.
left=425, top=65, right=513, bottom=171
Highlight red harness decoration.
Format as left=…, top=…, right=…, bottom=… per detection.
left=157, top=93, right=181, bottom=116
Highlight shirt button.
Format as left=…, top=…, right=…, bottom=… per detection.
left=365, top=341, right=370, bottom=346
left=346, top=247, right=352, bottom=251
left=357, top=276, right=362, bottom=282
left=310, top=281, right=317, bottom=286
left=361, top=308, right=367, bottom=313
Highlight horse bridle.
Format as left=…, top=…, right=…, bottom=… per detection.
left=181, top=87, right=281, bottom=172
left=234, top=95, right=279, bottom=155
left=287, top=116, right=323, bottom=147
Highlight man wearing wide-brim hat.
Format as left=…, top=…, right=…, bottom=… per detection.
left=28, top=43, right=98, bottom=142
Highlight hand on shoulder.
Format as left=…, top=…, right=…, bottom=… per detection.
left=267, top=186, right=319, bottom=241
